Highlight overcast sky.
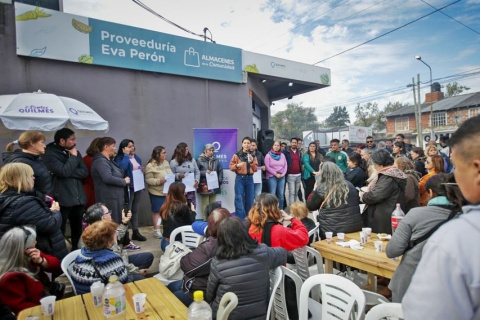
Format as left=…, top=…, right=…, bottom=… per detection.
left=62, top=0, right=480, bottom=121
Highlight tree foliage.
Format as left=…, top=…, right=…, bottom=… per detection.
left=353, top=101, right=406, bottom=131
left=271, top=103, right=320, bottom=139
left=353, top=102, right=379, bottom=127
left=323, top=106, right=350, bottom=127
left=445, top=82, right=470, bottom=97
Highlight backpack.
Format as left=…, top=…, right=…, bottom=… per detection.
left=158, top=241, right=192, bottom=280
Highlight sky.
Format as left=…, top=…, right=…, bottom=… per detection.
left=62, top=0, right=480, bottom=122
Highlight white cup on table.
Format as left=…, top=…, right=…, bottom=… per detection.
left=133, top=293, right=147, bottom=313
left=362, top=227, right=372, bottom=238
left=90, top=281, right=104, bottom=307
left=40, top=295, right=56, bottom=316
left=325, top=232, right=333, bottom=243
left=374, top=241, right=383, bottom=252
left=337, top=233, right=345, bottom=242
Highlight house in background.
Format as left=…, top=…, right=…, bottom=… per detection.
left=385, top=83, right=480, bottom=145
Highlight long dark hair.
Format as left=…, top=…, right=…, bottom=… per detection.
left=308, top=142, right=322, bottom=162
left=160, top=182, right=187, bottom=219
left=148, top=146, right=165, bottom=164
left=425, top=173, right=465, bottom=213
left=216, top=217, right=257, bottom=260
left=114, top=139, right=133, bottom=161
left=171, top=142, right=192, bottom=165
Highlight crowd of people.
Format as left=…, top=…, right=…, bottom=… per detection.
left=0, top=114, right=479, bottom=319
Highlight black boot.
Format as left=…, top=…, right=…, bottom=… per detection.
left=132, top=229, right=147, bottom=241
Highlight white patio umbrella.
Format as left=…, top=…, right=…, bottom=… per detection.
left=0, top=90, right=109, bottom=135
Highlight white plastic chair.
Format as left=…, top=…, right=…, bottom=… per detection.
left=299, top=274, right=366, bottom=320
left=308, top=222, right=320, bottom=243
left=61, top=249, right=81, bottom=295
left=362, top=289, right=389, bottom=306
left=217, top=292, right=239, bottom=320
left=267, top=266, right=303, bottom=320
left=169, top=225, right=204, bottom=249
left=365, top=303, right=403, bottom=320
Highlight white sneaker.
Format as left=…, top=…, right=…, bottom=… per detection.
left=154, top=229, right=162, bottom=239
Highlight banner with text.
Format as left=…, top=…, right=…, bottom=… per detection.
left=15, top=3, right=242, bottom=83
left=193, top=128, right=238, bottom=170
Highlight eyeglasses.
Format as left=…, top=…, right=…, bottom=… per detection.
left=366, top=141, right=374, bottom=143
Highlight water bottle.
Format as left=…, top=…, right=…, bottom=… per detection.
left=187, top=290, right=212, bottom=320
left=103, top=275, right=126, bottom=319
left=391, top=203, right=405, bottom=235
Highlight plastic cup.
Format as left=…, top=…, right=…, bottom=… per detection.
left=325, top=232, right=333, bottom=243
left=374, top=241, right=383, bottom=252
left=362, top=227, right=372, bottom=238
left=133, top=293, right=147, bottom=313
left=337, top=233, right=345, bottom=242
left=40, top=295, right=56, bottom=316
left=359, top=231, right=367, bottom=244
left=90, top=281, right=105, bottom=307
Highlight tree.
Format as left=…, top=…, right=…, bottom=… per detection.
left=271, top=103, right=320, bottom=139
left=353, top=102, right=379, bottom=127
left=324, top=106, right=350, bottom=127
left=373, top=101, right=407, bottom=131
left=445, top=82, right=470, bottom=97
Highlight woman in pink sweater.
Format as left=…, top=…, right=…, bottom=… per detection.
left=264, top=141, right=288, bottom=209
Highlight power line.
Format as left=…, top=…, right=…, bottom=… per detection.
left=419, top=0, right=480, bottom=36
left=131, top=0, right=215, bottom=42
left=312, top=0, right=462, bottom=65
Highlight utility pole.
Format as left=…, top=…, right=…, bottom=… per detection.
left=416, top=74, right=423, bottom=147
left=411, top=77, right=420, bottom=147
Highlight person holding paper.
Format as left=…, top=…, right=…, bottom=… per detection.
left=196, top=144, right=223, bottom=220
left=145, top=146, right=173, bottom=239
left=115, top=139, right=146, bottom=242
left=250, top=139, right=265, bottom=198
left=170, top=143, right=200, bottom=208
left=229, top=137, right=258, bottom=220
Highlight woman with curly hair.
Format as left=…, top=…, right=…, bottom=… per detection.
left=70, top=220, right=128, bottom=294
left=247, top=193, right=308, bottom=251
left=170, top=142, right=200, bottom=208
left=160, top=182, right=196, bottom=251
left=307, top=162, right=363, bottom=238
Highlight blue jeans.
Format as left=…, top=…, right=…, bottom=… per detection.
left=161, top=237, right=170, bottom=252
left=254, top=182, right=262, bottom=198
left=167, top=280, right=194, bottom=307
left=267, top=176, right=286, bottom=209
left=127, top=252, right=154, bottom=281
left=234, top=175, right=254, bottom=220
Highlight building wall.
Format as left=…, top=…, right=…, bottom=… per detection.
left=0, top=4, right=270, bottom=225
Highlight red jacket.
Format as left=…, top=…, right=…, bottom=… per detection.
left=0, top=253, right=60, bottom=315
left=248, top=218, right=309, bottom=251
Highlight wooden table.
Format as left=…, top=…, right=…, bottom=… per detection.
left=311, top=232, right=400, bottom=290
left=18, top=278, right=188, bottom=320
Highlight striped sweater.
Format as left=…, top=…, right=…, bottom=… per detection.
left=69, top=247, right=128, bottom=294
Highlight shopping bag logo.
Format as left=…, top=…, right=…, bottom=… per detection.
left=184, top=47, right=200, bottom=67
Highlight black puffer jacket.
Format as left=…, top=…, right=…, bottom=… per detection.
left=0, top=190, right=67, bottom=259
left=362, top=169, right=407, bottom=233
left=43, top=143, right=88, bottom=207
left=206, top=244, right=287, bottom=320
left=2, top=150, right=53, bottom=198
left=180, top=237, right=217, bottom=294
left=307, top=181, right=363, bottom=239
left=345, top=166, right=366, bottom=188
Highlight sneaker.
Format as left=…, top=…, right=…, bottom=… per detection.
left=154, top=229, right=162, bottom=239
left=124, top=242, right=141, bottom=251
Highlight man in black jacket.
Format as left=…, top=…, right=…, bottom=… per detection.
left=43, top=128, right=88, bottom=250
